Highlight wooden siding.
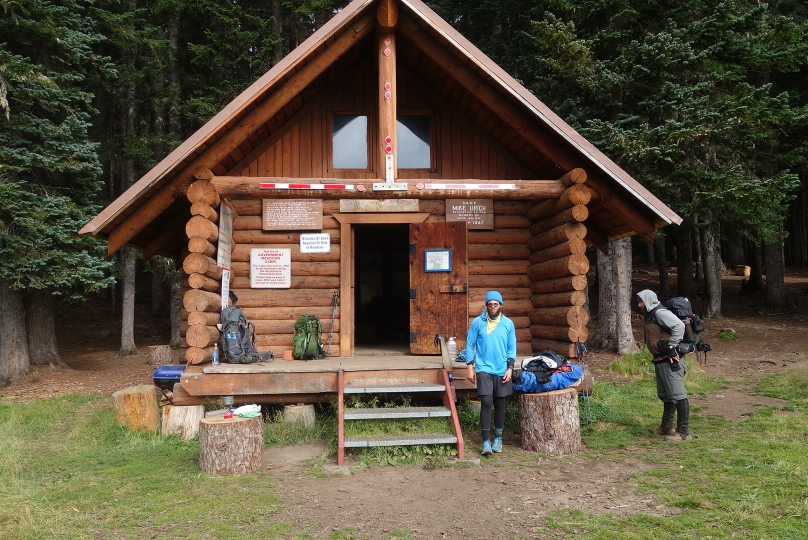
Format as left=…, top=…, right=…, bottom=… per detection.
left=237, top=64, right=524, bottom=182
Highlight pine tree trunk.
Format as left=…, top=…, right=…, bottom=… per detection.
left=587, top=245, right=617, bottom=351
left=170, top=267, right=183, bottom=346
left=654, top=230, right=671, bottom=297
left=151, top=262, right=165, bottom=316
left=764, top=228, right=786, bottom=309
left=613, top=238, right=638, bottom=354
left=676, top=221, right=694, bottom=299
left=26, top=288, right=69, bottom=368
left=723, top=234, right=746, bottom=268
left=0, top=281, right=30, bottom=383
left=750, top=242, right=765, bottom=289
left=119, top=246, right=139, bottom=356
left=701, top=216, right=722, bottom=318
left=272, top=0, right=284, bottom=65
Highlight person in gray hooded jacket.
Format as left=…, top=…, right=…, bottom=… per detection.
left=631, top=289, right=692, bottom=441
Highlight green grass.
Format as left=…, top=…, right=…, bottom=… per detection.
left=3, top=358, right=808, bottom=539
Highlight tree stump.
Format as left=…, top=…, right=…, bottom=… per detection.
left=147, top=345, right=172, bottom=366
left=112, top=384, right=160, bottom=432
left=198, top=416, right=264, bottom=476
left=161, top=404, right=205, bottom=440
left=518, top=387, right=583, bottom=456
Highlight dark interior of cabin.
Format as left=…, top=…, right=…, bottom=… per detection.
left=353, top=224, right=410, bottom=349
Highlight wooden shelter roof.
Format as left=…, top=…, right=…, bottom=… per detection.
left=80, top=0, right=681, bottom=256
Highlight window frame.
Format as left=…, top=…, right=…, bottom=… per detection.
left=396, top=109, right=436, bottom=172
left=327, top=109, right=374, bottom=173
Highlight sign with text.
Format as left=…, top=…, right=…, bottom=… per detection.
left=262, top=199, right=323, bottom=230
left=445, top=199, right=494, bottom=229
left=220, top=270, right=231, bottom=311
left=339, top=199, right=419, bottom=213
left=217, top=199, right=235, bottom=270
left=250, top=248, right=291, bottom=288
left=300, top=233, right=331, bottom=253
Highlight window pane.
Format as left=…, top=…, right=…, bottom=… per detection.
left=397, top=115, right=431, bottom=169
left=332, top=115, right=368, bottom=169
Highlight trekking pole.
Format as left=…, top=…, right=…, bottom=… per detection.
left=327, top=291, right=339, bottom=357
left=576, top=341, right=592, bottom=426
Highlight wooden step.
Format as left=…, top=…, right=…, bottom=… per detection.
left=344, top=433, right=458, bottom=448
left=343, top=406, right=451, bottom=420
left=343, top=384, right=446, bottom=394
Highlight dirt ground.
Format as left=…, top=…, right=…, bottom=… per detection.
left=2, top=269, right=808, bottom=538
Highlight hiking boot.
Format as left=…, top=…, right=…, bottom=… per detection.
left=650, top=427, right=677, bottom=436
left=664, top=432, right=693, bottom=441
left=492, top=437, right=503, bottom=453
left=481, top=440, right=493, bottom=456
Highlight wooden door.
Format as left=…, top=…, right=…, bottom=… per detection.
left=409, top=222, right=468, bottom=354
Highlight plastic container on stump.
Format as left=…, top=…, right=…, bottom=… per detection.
left=211, top=343, right=219, bottom=366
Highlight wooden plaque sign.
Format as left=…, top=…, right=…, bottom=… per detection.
left=340, top=199, right=419, bottom=213
left=262, top=199, right=323, bottom=230
left=445, top=199, right=494, bottom=229
left=217, top=199, right=234, bottom=270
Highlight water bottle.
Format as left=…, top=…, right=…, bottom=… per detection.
left=211, top=343, right=219, bottom=366
left=447, top=337, right=457, bottom=363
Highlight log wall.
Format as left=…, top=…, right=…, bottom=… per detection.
left=524, top=174, right=593, bottom=358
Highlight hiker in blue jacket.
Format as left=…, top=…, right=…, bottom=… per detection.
left=632, top=289, right=691, bottom=441
left=462, top=290, right=516, bottom=456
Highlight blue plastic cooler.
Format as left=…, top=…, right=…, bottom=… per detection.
left=153, top=365, right=185, bottom=390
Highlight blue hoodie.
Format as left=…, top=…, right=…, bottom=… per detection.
left=462, top=311, right=516, bottom=376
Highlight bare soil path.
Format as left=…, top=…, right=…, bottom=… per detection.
left=2, top=270, right=807, bottom=538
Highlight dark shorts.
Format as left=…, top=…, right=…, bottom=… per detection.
left=476, top=371, right=513, bottom=398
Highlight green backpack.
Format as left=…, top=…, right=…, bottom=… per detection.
left=293, top=315, right=325, bottom=360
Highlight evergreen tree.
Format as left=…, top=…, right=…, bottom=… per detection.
left=0, top=0, right=115, bottom=381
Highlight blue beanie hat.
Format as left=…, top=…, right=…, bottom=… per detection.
left=485, top=290, right=503, bottom=305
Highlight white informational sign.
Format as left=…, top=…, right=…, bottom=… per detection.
left=220, top=269, right=231, bottom=311
left=250, top=248, right=291, bottom=288
left=300, top=233, right=331, bottom=253
left=217, top=199, right=234, bottom=270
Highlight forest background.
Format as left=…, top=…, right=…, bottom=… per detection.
left=1, top=0, right=807, bottom=383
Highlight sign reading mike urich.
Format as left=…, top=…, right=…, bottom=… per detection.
left=262, top=199, right=323, bottom=230
left=445, top=199, right=494, bottom=229
left=250, top=248, right=291, bottom=288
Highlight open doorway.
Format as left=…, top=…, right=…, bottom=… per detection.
left=354, top=224, right=409, bottom=352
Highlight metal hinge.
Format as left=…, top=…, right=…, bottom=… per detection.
left=409, top=243, right=416, bottom=254
left=409, top=332, right=417, bottom=343
left=409, top=288, right=416, bottom=299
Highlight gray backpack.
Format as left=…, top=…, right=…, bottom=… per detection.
left=219, top=306, right=261, bottom=364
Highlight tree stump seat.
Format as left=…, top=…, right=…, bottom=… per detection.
left=518, top=386, right=583, bottom=457
left=198, top=416, right=264, bottom=476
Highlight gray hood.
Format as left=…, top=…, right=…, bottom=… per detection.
left=636, top=289, right=660, bottom=312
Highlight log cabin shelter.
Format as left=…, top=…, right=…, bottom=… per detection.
left=81, top=0, right=680, bottom=411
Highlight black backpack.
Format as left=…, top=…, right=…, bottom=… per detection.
left=518, top=350, right=568, bottom=384
left=293, top=314, right=325, bottom=360
left=219, top=306, right=261, bottom=364
left=656, top=297, right=712, bottom=357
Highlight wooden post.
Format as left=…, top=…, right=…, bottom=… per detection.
left=147, top=345, right=172, bottom=366
left=518, top=387, right=583, bottom=456
left=198, top=416, right=264, bottom=476
left=112, top=385, right=160, bottom=432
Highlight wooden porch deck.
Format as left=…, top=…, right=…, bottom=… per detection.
left=173, top=355, right=474, bottom=405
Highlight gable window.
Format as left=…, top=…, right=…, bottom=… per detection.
left=332, top=114, right=369, bottom=169
left=397, top=114, right=432, bottom=169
